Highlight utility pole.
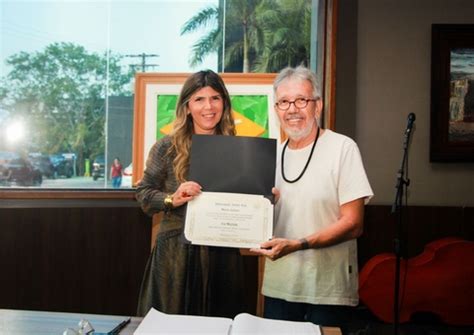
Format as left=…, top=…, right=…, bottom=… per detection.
left=125, top=53, right=159, bottom=72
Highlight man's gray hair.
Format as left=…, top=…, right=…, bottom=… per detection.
left=273, top=66, right=321, bottom=100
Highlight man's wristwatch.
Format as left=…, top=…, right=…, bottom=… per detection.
left=164, top=194, right=174, bottom=210
left=299, top=238, right=310, bottom=250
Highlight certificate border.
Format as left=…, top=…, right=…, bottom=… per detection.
left=184, top=192, right=272, bottom=249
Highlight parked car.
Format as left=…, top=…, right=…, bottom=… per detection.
left=4, top=157, right=42, bottom=186
left=0, top=152, right=20, bottom=186
left=92, top=155, right=105, bottom=181
left=29, top=154, right=55, bottom=178
left=0, top=164, right=12, bottom=186
left=121, top=163, right=133, bottom=188
left=0, top=151, right=20, bottom=165
left=50, top=154, right=74, bottom=178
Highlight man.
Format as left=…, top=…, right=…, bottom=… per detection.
left=250, top=66, right=373, bottom=332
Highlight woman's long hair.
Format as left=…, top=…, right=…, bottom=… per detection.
left=170, top=70, right=235, bottom=183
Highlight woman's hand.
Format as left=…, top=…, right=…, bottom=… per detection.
left=172, top=181, right=202, bottom=207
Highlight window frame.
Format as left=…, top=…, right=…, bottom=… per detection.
left=0, top=189, right=135, bottom=201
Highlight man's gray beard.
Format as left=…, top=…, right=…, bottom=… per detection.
left=284, top=117, right=315, bottom=141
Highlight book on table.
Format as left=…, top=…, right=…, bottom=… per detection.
left=134, top=307, right=321, bottom=334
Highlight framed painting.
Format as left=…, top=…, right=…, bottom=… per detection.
left=430, top=24, right=474, bottom=162
left=132, top=73, right=278, bottom=183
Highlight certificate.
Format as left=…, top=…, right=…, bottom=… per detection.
left=184, top=192, right=273, bottom=248
left=185, top=135, right=276, bottom=248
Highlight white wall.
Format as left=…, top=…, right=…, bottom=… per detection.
left=351, top=0, right=474, bottom=206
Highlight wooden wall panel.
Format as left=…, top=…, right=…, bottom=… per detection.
left=1, top=204, right=471, bottom=317
left=359, top=205, right=474, bottom=268
left=0, top=205, right=151, bottom=315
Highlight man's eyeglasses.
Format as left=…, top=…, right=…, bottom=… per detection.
left=275, top=98, right=318, bottom=110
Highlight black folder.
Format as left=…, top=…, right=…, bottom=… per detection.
left=188, top=135, right=276, bottom=198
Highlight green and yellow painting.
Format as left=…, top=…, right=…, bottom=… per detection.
left=156, top=95, right=269, bottom=140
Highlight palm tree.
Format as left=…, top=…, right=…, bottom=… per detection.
left=180, top=5, right=222, bottom=68
left=223, top=0, right=267, bottom=72
left=181, top=0, right=268, bottom=72
left=181, top=0, right=311, bottom=73
left=253, top=0, right=312, bottom=72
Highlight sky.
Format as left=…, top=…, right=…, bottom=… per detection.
left=0, top=0, right=219, bottom=77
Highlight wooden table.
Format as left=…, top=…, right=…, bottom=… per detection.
left=321, top=326, right=343, bottom=335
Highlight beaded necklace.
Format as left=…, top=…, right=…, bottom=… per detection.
left=281, top=127, right=320, bottom=183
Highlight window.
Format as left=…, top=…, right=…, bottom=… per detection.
left=0, top=0, right=327, bottom=192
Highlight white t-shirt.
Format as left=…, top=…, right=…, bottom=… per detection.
left=262, top=129, right=373, bottom=306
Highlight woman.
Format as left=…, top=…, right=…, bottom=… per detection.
left=110, top=157, right=123, bottom=188
left=136, top=70, right=247, bottom=318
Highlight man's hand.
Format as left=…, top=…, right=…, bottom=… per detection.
left=249, top=238, right=301, bottom=261
left=272, top=187, right=280, bottom=204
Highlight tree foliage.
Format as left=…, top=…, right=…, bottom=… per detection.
left=181, top=5, right=221, bottom=68
left=253, top=0, right=312, bottom=72
left=0, top=42, right=133, bottom=174
left=180, top=0, right=312, bottom=73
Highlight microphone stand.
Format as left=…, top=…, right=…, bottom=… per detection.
left=391, top=113, right=415, bottom=335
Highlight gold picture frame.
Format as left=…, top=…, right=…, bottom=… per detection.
left=132, top=72, right=279, bottom=184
